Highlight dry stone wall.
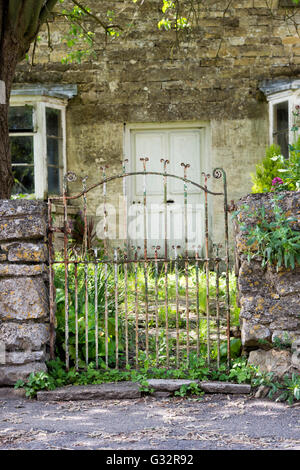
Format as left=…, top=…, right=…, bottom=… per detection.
left=0, top=200, right=50, bottom=385
left=234, top=191, right=300, bottom=375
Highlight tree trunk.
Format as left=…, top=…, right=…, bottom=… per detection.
left=0, top=0, right=59, bottom=199
left=0, top=25, right=20, bottom=199
left=0, top=100, right=13, bottom=199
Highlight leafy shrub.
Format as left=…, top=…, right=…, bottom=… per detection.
left=234, top=194, right=300, bottom=269
left=251, top=144, right=283, bottom=193
left=270, top=140, right=300, bottom=191
left=251, top=137, right=300, bottom=193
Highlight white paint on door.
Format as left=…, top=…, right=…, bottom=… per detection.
left=124, top=123, right=210, bottom=258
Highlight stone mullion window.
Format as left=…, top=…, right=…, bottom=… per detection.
left=9, top=105, right=36, bottom=196
left=46, top=106, right=64, bottom=196
left=272, top=100, right=289, bottom=159
left=260, top=79, right=300, bottom=158
left=9, top=85, right=77, bottom=200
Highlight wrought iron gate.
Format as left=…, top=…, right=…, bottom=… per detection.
left=48, top=160, right=231, bottom=371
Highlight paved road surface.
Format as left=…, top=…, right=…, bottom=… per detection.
left=0, top=393, right=299, bottom=450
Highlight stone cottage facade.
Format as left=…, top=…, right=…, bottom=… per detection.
left=8, top=0, right=300, bottom=253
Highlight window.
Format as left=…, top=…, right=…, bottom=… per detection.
left=272, top=100, right=289, bottom=159
left=9, top=97, right=66, bottom=199
left=260, top=79, right=300, bottom=158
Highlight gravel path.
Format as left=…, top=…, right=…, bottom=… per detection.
left=0, top=393, right=299, bottom=450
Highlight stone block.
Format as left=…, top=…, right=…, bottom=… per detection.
left=238, top=260, right=269, bottom=295
left=291, top=338, right=300, bottom=370
left=0, top=362, right=47, bottom=386
left=1, top=242, right=48, bottom=263
left=273, top=267, right=300, bottom=296
left=5, top=350, right=46, bottom=365
left=0, top=323, right=50, bottom=351
left=0, top=387, right=26, bottom=399
left=36, top=382, right=142, bottom=401
left=241, top=319, right=271, bottom=348
left=0, top=216, right=47, bottom=241
left=0, top=264, right=48, bottom=277
left=248, top=349, right=292, bottom=376
left=0, top=277, right=49, bottom=321
left=0, top=200, right=47, bottom=218
left=199, top=381, right=251, bottom=394
left=147, top=379, right=199, bottom=392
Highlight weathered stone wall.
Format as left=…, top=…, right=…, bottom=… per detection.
left=0, top=201, right=50, bottom=385
left=234, top=191, right=300, bottom=374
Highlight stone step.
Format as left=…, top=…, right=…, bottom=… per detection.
left=36, top=382, right=141, bottom=401
left=36, top=380, right=251, bottom=401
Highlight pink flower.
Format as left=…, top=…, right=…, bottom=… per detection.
left=272, top=177, right=283, bottom=186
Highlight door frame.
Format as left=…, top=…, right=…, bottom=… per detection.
left=123, top=121, right=212, bottom=253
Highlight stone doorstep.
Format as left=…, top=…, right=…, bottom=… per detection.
left=0, top=387, right=26, bottom=399
left=35, top=380, right=252, bottom=402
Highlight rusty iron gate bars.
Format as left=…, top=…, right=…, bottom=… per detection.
left=94, top=248, right=99, bottom=369
left=153, top=245, right=160, bottom=367
left=173, top=245, right=180, bottom=368
left=213, top=168, right=231, bottom=368
left=213, top=243, right=222, bottom=369
left=122, top=159, right=129, bottom=252
left=195, top=246, right=200, bottom=360
left=48, top=165, right=230, bottom=369
left=63, top=173, right=70, bottom=370
left=141, top=157, right=150, bottom=361
left=133, top=246, right=140, bottom=368
left=124, top=250, right=129, bottom=367
left=60, top=172, right=224, bottom=201
left=161, top=158, right=170, bottom=368
left=101, top=166, right=110, bottom=369
left=114, top=248, right=119, bottom=369
left=74, top=250, right=79, bottom=371
left=122, top=160, right=130, bottom=367
left=81, top=176, right=89, bottom=367
left=203, top=172, right=211, bottom=366
left=181, top=163, right=190, bottom=367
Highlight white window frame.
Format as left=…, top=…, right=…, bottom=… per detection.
left=267, top=88, right=300, bottom=151
left=9, top=95, right=67, bottom=199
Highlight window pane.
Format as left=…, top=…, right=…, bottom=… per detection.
left=12, top=165, right=34, bottom=195
left=46, top=107, right=61, bottom=137
left=10, top=136, right=34, bottom=164
left=8, top=106, right=33, bottom=132
left=47, top=137, right=59, bottom=165
left=48, top=166, right=60, bottom=194
left=274, top=101, right=289, bottom=159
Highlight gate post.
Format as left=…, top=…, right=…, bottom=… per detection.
left=0, top=200, right=50, bottom=385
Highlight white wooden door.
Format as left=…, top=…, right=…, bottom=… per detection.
left=127, top=128, right=205, bottom=258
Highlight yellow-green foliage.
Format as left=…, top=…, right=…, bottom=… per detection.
left=251, top=144, right=283, bottom=193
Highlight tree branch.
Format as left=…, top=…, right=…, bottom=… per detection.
left=39, top=0, right=59, bottom=24
left=23, top=0, right=45, bottom=40
left=7, top=0, right=23, bottom=34
left=70, top=0, right=109, bottom=31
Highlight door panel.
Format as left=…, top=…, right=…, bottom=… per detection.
left=129, top=128, right=205, bottom=257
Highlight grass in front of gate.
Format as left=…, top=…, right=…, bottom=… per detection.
left=53, top=259, right=241, bottom=369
